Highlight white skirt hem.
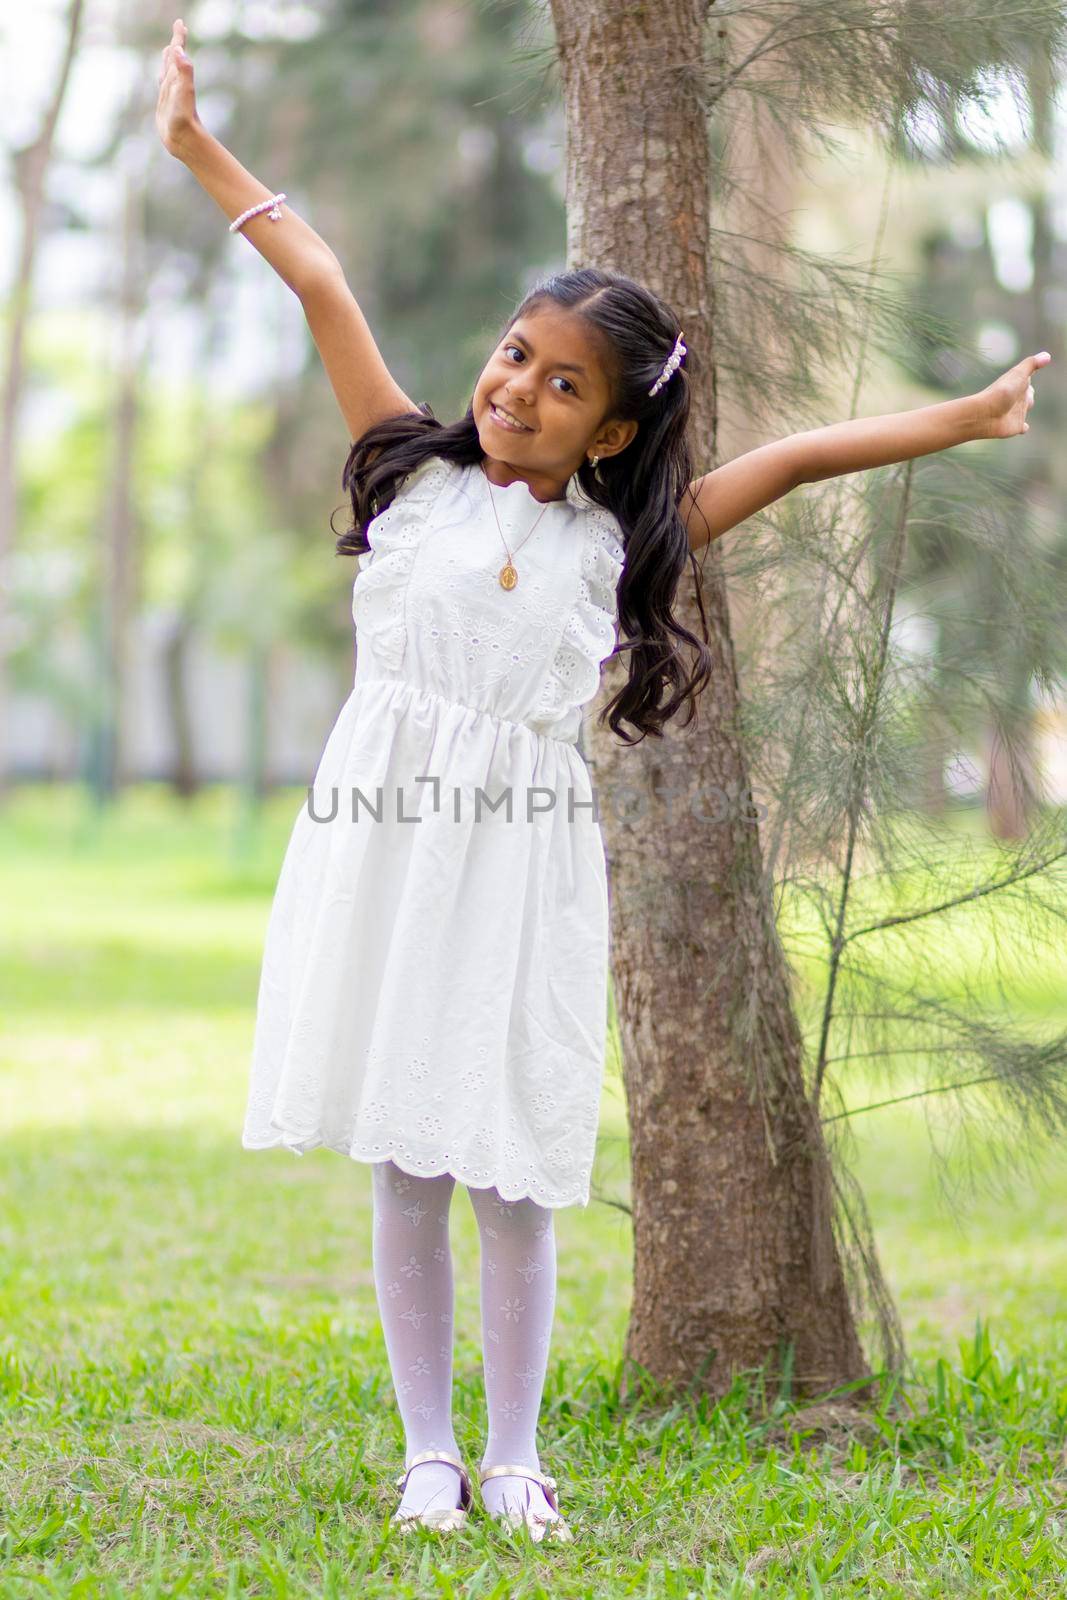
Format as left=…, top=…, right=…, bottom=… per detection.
left=240, top=1127, right=592, bottom=1210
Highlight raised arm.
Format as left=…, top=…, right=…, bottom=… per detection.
left=156, top=18, right=418, bottom=443
left=682, top=352, right=1051, bottom=552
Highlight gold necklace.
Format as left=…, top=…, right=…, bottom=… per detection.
left=480, top=462, right=556, bottom=590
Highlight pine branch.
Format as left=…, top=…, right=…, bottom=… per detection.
left=821, top=1046, right=1067, bottom=1125
left=841, top=845, right=1067, bottom=945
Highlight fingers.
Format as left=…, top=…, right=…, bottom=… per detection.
left=1013, top=351, right=1049, bottom=379
left=161, top=18, right=188, bottom=64
left=159, top=49, right=182, bottom=86
left=1015, top=354, right=1047, bottom=433
left=1026, top=352, right=1049, bottom=433
left=159, top=19, right=186, bottom=82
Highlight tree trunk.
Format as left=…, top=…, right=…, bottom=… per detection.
left=0, top=0, right=85, bottom=799
left=550, top=0, right=872, bottom=1401
left=162, top=613, right=199, bottom=799
left=706, top=9, right=861, bottom=890
left=981, top=38, right=1066, bottom=843
left=919, top=704, right=950, bottom=817
left=984, top=711, right=1039, bottom=842
left=161, top=304, right=224, bottom=802
left=98, top=128, right=150, bottom=798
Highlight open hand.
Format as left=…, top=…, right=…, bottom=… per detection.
left=155, top=18, right=200, bottom=158
left=978, top=350, right=1052, bottom=439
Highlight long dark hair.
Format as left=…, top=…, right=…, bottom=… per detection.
left=334, top=268, right=713, bottom=746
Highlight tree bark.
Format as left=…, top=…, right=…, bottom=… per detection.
left=550, top=0, right=872, bottom=1401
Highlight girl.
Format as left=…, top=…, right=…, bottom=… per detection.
left=155, top=18, right=1048, bottom=1541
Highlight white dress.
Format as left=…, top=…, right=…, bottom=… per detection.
left=240, top=453, right=626, bottom=1208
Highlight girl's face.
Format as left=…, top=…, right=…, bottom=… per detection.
left=472, top=306, right=636, bottom=497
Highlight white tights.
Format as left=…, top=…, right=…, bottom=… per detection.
left=370, top=1159, right=558, bottom=1519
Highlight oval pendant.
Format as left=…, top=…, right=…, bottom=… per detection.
left=499, top=563, right=518, bottom=590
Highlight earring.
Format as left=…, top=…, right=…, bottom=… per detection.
left=589, top=454, right=599, bottom=467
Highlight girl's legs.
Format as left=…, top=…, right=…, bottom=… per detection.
left=467, top=1185, right=559, bottom=1520
left=370, top=1160, right=465, bottom=1515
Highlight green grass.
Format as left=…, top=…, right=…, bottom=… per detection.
left=2, top=783, right=1067, bottom=1597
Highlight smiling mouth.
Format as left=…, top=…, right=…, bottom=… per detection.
left=489, top=402, right=534, bottom=432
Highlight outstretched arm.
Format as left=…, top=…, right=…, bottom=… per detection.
left=156, top=19, right=337, bottom=295
left=682, top=352, right=1052, bottom=553
left=156, top=18, right=418, bottom=441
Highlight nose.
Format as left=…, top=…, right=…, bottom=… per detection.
left=504, top=373, right=535, bottom=408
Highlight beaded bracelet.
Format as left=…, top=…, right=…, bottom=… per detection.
left=229, top=193, right=287, bottom=235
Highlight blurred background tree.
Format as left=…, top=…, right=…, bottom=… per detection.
left=0, top=0, right=571, bottom=809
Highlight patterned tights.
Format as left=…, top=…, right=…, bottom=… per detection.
left=370, top=1159, right=558, bottom=1519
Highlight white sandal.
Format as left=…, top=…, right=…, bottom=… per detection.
left=392, top=1450, right=472, bottom=1532
left=478, top=1463, right=573, bottom=1542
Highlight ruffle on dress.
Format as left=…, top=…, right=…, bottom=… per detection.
left=530, top=506, right=626, bottom=740
left=350, top=455, right=455, bottom=674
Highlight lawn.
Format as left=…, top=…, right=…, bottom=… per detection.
left=2, top=783, right=1066, bottom=1597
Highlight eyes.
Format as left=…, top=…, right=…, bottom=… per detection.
left=502, top=344, right=577, bottom=396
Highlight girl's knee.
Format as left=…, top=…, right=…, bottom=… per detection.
left=371, top=1160, right=456, bottom=1203
left=469, top=1185, right=552, bottom=1234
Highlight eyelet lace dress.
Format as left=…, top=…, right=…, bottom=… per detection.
left=241, top=454, right=626, bottom=1208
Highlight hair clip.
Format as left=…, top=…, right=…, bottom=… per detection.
left=649, top=331, right=687, bottom=396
